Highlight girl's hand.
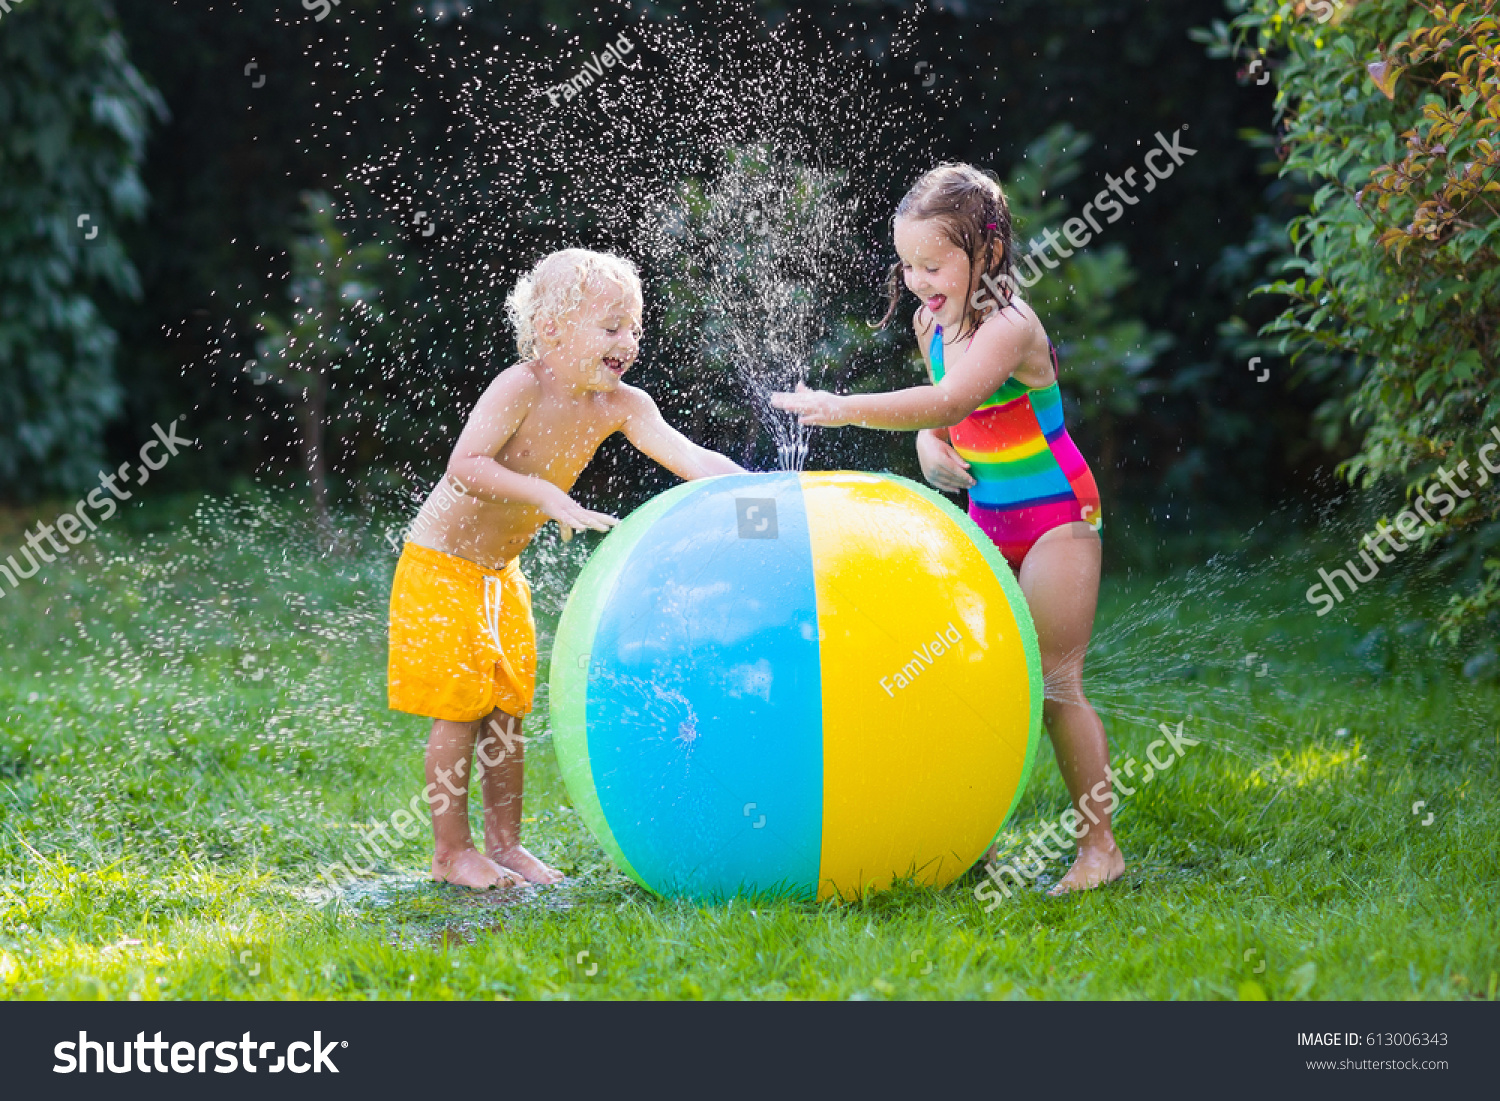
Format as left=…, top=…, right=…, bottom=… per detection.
left=916, top=429, right=975, bottom=494
left=770, top=383, right=850, bottom=428
left=540, top=485, right=619, bottom=542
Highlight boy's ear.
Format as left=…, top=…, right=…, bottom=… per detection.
left=536, top=314, right=561, bottom=348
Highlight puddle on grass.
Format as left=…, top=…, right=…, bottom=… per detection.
left=311, top=871, right=561, bottom=909
left=301, top=869, right=633, bottom=950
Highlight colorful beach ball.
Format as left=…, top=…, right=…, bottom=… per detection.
left=549, top=470, right=1042, bottom=901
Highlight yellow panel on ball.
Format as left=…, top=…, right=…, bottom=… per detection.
left=799, top=471, right=1041, bottom=900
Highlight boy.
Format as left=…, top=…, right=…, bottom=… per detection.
left=389, top=248, right=745, bottom=890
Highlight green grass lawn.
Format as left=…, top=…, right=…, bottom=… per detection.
left=1, top=490, right=1497, bottom=1000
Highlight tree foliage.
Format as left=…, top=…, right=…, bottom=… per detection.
left=1219, top=0, right=1500, bottom=637
left=252, top=192, right=388, bottom=541
left=0, top=0, right=164, bottom=498
left=96, top=0, right=1277, bottom=526
left=996, top=126, right=1174, bottom=500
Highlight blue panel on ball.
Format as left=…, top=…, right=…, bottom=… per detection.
left=586, top=472, right=824, bottom=899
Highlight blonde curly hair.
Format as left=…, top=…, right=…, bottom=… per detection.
left=505, top=249, right=643, bottom=360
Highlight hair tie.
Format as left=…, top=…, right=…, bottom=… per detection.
left=985, top=222, right=997, bottom=232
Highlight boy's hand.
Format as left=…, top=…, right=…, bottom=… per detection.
left=770, top=383, right=850, bottom=428
left=917, top=429, right=975, bottom=493
left=540, top=485, right=618, bottom=542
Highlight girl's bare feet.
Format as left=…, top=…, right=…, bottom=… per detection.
left=979, top=836, right=1124, bottom=896
left=489, top=843, right=564, bottom=884
left=432, top=847, right=525, bottom=890
left=1047, top=841, right=1124, bottom=896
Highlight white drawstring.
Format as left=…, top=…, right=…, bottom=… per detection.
left=483, top=572, right=506, bottom=660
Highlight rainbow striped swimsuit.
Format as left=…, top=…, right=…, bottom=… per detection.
left=930, top=326, right=1102, bottom=571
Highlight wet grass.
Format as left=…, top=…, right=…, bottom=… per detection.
left=1, top=490, right=1497, bottom=1000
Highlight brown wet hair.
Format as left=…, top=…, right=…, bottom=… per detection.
left=875, top=162, right=1015, bottom=340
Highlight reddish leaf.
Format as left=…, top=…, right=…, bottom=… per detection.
left=1368, top=60, right=1404, bottom=99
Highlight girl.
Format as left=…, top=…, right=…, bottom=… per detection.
left=771, top=162, right=1123, bottom=895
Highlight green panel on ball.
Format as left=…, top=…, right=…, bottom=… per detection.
left=549, top=480, right=706, bottom=887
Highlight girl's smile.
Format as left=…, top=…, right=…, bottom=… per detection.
left=894, top=215, right=982, bottom=331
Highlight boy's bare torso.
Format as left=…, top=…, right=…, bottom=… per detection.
left=408, top=363, right=630, bottom=568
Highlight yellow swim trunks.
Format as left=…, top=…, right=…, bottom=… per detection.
left=387, top=542, right=537, bottom=722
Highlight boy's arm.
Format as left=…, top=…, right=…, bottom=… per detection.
left=619, top=387, right=746, bottom=480
left=446, top=367, right=617, bottom=538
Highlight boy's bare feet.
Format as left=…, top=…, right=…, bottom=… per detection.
left=1047, top=843, right=1125, bottom=896
left=489, top=843, right=564, bottom=884
left=432, top=847, right=525, bottom=890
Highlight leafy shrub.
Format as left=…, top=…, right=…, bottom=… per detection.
left=0, top=0, right=164, bottom=499
left=1219, top=0, right=1500, bottom=638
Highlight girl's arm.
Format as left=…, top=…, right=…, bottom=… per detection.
left=771, top=314, right=1033, bottom=431
left=917, top=428, right=974, bottom=493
